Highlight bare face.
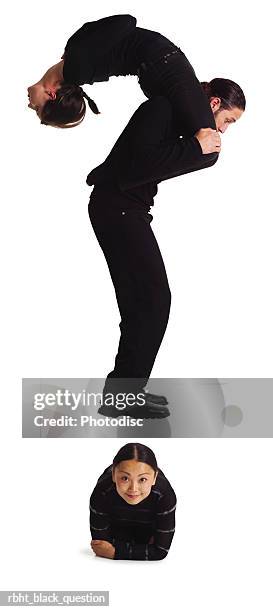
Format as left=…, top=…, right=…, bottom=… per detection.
left=112, top=459, right=157, bottom=505
left=210, top=97, right=244, bottom=133
left=27, top=84, right=57, bottom=118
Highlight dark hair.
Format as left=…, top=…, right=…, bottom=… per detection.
left=112, top=443, right=158, bottom=473
left=40, top=83, right=100, bottom=128
left=201, top=78, right=246, bottom=111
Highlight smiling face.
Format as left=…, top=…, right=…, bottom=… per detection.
left=112, top=459, right=158, bottom=505
left=210, top=97, right=244, bottom=133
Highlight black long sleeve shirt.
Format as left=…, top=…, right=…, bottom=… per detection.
left=63, top=15, right=177, bottom=85
left=87, top=96, right=218, bottom=208
left=90, top=466, right=176, bottom=561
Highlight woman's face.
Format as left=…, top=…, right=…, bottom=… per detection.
left=27, top=84, right=58, bottom=119
left=112, top=460, right=157, bottom=505
left=27, top=84, right=49, bottom=117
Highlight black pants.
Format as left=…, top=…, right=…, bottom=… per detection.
left=138, top=48, right=216, bottom=137
left=88, top=189, right=171, bottom=394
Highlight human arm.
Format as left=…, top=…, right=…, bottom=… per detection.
left=86, top=97, right=219, bottom=189
left=91, top=540, right=115, bottom=559
left=89, top=480, right=114, bottom=545
left=114, top=490, right=176, bottom=561
left=89, top=471, right=118, bottom=559
left=195, top=128, right=221, bottom=154
left=119, top=133, right=218, bottom=190
left=118, top=97, right=219, bottom=189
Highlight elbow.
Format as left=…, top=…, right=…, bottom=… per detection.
left=153, top=547, right=169, bottom=561
left=206, top=151, right=219, bottom=167
left=198, top=151, right=219, bottom=172
left=156, top=552, right=168, bottom=561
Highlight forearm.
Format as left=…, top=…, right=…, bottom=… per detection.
left=86, top=97, right=219, bottom=189
left=114, top=539, right=169, bottom=561
left=90, top=528, right=113, bottom=543
left=119, top=136, right=218, bottom=191
left=89, top=498, right=112, bottom=542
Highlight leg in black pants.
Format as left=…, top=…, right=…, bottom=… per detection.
left=138, top=50, right=217, bottom=137
left=88, top=193, right=171, bottom=411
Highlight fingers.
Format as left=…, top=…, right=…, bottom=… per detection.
left=91, top=540, right=102, bottom=551
left=91, top=540, right=112, bottom=551
left=215, top=135, right=221, bottom=151
left=196, top=128, right=215, bottom=135
left=91, top=542, right=106, bottom=558
left=194, top=127, right=221, bottom=154
left=91, top=542, right=102, bottom=556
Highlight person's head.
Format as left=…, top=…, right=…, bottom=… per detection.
left=27, top=82, right=99, bottom=128
left=201, top=78, right=246, bottom=133
left=112, top=443, right=158, bottom=506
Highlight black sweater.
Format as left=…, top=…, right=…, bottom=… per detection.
left=87, top=96, right=218, bottom=207
left=90, top=466, right=176, bottom=561
left=63, top=15, right=177, bottom=85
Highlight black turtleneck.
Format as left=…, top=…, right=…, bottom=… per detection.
left=63, top=15, right=177, bottom=85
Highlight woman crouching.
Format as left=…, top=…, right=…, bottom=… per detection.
left=90, top=443, right=176, bottom=560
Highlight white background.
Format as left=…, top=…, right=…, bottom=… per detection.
left=1, top=1, right=273, bottom=610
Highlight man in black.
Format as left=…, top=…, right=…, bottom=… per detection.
left=87, top=95, right=224, bottom=419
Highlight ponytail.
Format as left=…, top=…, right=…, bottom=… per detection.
left=41, top=83, right=100, bottom=128
left=201, top=78, right=246, bottom=111
left=79, top=87, right=100, bottom=115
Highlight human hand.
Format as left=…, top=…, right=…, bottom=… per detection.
left=91, top=540, right=115, bottom=559
left=194, top=128, right=221, bottom=154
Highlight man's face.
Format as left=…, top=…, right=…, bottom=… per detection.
left=210, top=97, right=244, bottom=133
left=112, top=459, right=157, bottom=505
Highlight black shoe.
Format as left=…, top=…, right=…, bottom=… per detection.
left=98, top=399, right=170, bottom=419
left=145, top=391, right=169, bottom=406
